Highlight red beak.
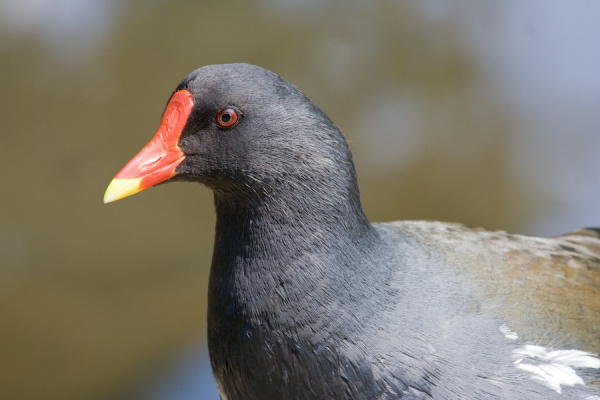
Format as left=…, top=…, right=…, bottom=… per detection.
left=104, top=89, right=194, bottom=203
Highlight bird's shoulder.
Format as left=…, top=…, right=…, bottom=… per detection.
left=380, top=220, right=600, bottom=275
left=377, top=220, right=600, bottom=353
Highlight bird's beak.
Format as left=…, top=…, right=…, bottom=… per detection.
left=104, top=89, right=194, bottom=203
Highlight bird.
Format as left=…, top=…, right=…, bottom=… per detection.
left=104, top=63, right=600, bottom=399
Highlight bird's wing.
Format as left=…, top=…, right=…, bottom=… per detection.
left=384, top=221, right=600, bottom=354
left=556, top=227, right=600, bottom=259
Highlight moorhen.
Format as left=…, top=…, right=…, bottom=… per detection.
left=105, top=63, right=600, bottom=399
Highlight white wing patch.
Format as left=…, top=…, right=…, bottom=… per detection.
left=499, top=324, right=600, bottom=394
left=499, top=323, right=519, bottom=341
left=512, top=343, right=600, bottom=393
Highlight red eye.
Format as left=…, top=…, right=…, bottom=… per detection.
left=216, top=108, right=238, bottom=127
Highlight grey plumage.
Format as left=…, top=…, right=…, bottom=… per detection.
left=108, top=64, right=600, bottom=399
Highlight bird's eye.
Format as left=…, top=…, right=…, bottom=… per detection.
left=216, top=108, right=238, bottom=128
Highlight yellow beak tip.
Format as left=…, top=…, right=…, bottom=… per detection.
left=103, top=178, right=143, bottom=204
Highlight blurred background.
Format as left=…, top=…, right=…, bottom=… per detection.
left=1, top=0, right=599, bottom=398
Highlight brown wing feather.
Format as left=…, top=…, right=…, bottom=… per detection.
left=387, top=221, right=600, bottom=354
left=557, top=227, right=600, bottom=259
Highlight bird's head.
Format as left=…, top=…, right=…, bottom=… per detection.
left=104, top=63, right=353, bottom=204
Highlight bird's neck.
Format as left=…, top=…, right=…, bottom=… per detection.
left=207, top=186, right=394, bottom=369
left=211, top=177, right=373, bottom=261
left=208, top=178, right=380, bottom=306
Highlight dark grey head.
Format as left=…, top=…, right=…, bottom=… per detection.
left=104, top=63, right=369, bottom=230
left=171, top=64, right=355, bottom=200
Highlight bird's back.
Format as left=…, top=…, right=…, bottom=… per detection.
left=383, top=221, right=600, bottom=351
left=379, top=221, right=600, bottom=397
